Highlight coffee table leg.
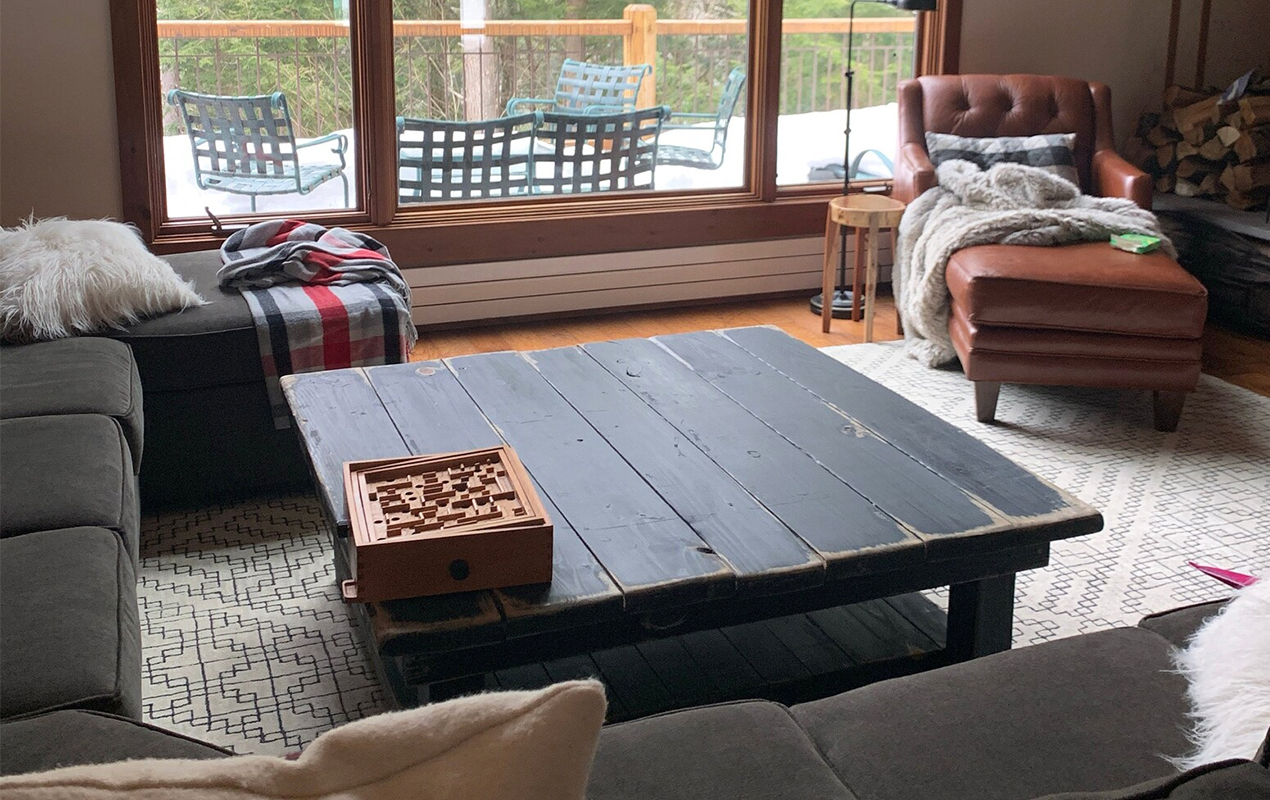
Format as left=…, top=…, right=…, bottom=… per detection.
left=946, top=573, right=1016, bottom=661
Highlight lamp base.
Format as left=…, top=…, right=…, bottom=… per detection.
left=809, top=289, right=857, bottom=319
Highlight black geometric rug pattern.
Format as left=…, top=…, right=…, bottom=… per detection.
left=826, top=341, right=1270, bottom=646
left=136, top=342, right=1270, bottom=754
left=137, top=498, right=386, bottom=755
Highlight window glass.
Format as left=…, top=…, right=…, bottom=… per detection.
left=775, top=1, right=915, bottom=186
left=158, top=0, right=358, bottom=219
left=393, top=0, right=749, bottom=206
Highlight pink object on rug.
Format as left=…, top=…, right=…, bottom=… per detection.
left=1188, top=561, right=1259, bottom=588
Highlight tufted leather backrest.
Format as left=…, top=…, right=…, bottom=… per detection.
left=898, top=74, right=1115, bottom=192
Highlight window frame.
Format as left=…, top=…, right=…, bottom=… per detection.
left=110, top=0, right=960, bottom=262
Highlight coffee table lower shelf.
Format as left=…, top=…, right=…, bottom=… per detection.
left=335, top=535, right=955, bottom=721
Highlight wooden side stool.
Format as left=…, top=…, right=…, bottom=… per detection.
left=821, top=194, right=907, bottom=339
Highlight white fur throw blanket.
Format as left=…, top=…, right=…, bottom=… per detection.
left=1173, top=577, right=1270, bottom=769
left=894, top=160, right=1174, bottom=367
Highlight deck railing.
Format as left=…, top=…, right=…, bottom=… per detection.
left=157, top=9, right=916, bottom=137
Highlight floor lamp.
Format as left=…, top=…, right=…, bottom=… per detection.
left=810, top=0, right=939, bottom=319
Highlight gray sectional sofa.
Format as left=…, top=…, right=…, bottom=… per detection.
left=2, top=327, right=1265, bottom=798
left=0, top=337, right=144, bottom=723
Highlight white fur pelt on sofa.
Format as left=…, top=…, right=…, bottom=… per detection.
left=1173, top=577, right=1270, bottom=769
left=0, top=217, right=203, bottom=343
left=893, top=160, right=1174, bottom=368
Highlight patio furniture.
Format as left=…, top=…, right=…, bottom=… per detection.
left=166, top=89, right=349, bottom=212
left=807, top=150, right=896, bottom=182
left=396, top=113, right=539, bottom=203
left=504, top=59, right=651, bottom=116
left=532, top=107, right=669, bottom=194
left=656, top=68, right=746, bottom=170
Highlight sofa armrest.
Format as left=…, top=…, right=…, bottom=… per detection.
left=1092, top=150, right=1152, bottom=209
left=1137, top=599, right=1227, bottom=648
left=893, top=142, right=937, bottom=204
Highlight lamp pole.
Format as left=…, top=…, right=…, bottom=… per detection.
left=810, top=0, right=937, bottom=319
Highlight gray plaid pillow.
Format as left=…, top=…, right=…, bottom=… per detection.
left=925, top=132, right=1080, bottom=186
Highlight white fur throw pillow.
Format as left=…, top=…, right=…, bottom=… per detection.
left=0, top=217, right=204, bottom=343
left=0, top=680, right=608, bottom=800
left=1173, top=577, right=1270, bottom=769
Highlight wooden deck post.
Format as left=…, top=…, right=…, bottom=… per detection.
left=623, top=4, right=657, bottom=107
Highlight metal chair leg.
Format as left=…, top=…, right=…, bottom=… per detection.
left=250, top=195, right=257, bottom=213
left=341, top=173, right=350, bottom=207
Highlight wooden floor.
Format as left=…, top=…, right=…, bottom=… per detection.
left=412, top=293, right=1270, bottom=398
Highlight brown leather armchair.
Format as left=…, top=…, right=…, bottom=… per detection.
left=894, top=74, right=1208, bottom=432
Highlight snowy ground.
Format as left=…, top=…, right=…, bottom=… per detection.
left=164, top=104, right=899, bottom=219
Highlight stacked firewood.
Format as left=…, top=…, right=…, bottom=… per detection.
left=1125, top=78, right=1270, bottom=211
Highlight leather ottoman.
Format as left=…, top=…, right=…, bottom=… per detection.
left=946, top=242, right=1208, bottom=431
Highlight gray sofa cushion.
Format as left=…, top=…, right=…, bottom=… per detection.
left=790, top=628, right=1191, bottom=800
left=588, top=700, right=858, bottom=800
left=110, top=250, right=261, bottom=392
left=0, top=710, right=229, bottom=775
left=0, top=415, right=138, bottom=558
left=1138, top=601, right=1227, bottom=649
left=0, top=338, right=143, bottom=468
left=0, top=528, right=141, bottom=720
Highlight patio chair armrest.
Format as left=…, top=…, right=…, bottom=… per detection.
left=505, top=98, right=555, bottom=115
left=298, top=132, right=348, bottom=153
left=667, top=111, right=715, bottom=122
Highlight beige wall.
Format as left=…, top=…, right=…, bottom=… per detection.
left=1, top=0, right=123, bottom=227
left=3, top=0, right=1268, bottom=230
left=960, top=0, right=1270, bottom=147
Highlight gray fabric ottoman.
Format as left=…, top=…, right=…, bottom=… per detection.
left=0, top=528, right=141, bottom=721
left=107, top=250, right=310, bottom=508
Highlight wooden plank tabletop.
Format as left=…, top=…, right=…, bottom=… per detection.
left=283, top=327, right=1101, bottom=657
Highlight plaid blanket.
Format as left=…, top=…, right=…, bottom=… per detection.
left=220, top=219, right=418, bottom=428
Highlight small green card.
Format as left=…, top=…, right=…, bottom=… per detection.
left=1110, top=233, right=1162, bottom=254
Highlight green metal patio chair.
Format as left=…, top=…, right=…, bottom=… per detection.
left=504, top=59, right=652, bottom=116
left=656, top=68, right=746, bottom=170
left=167, top=89, right=349, bottom=212
left=531, top=106, right=668, bottom=195
left=396, top=113, right=539, bottom=203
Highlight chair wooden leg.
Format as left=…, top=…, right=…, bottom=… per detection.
left=1152, top=390, right=1186, bottom=432
left=864, top=219, right=881, bottom=343
left=974, top=382, right=1001, bottom=423
left=821, top=214, right=838, bottom=334
left=851, top=229, right=866, bottom=321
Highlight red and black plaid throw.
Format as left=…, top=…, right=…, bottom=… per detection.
left=220, top=220, right=418, bottom=428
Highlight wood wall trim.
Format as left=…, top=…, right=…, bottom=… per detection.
left=110, top=0, right=166, bottom=240
left=917, top=0, right=961, bottom=77
left=356, top=0, right=398, bottom=227
left=150, top=193, right=835, bottom=264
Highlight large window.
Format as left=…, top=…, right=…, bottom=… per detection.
left=111, top=0, right=958, bottom=259
left=776, top=1, right=915, bottom=187
left=157, top=1, right=358, bottom=219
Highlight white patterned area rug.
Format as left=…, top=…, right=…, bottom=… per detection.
left=823, top=341, right=1270, bottom=645
left=138, top=498, right=387, bottom=755
left=137, top=343, right=1270, bottom=756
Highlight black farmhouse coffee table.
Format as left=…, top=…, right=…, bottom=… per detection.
left=283, top=327, right=1102, bottom=710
